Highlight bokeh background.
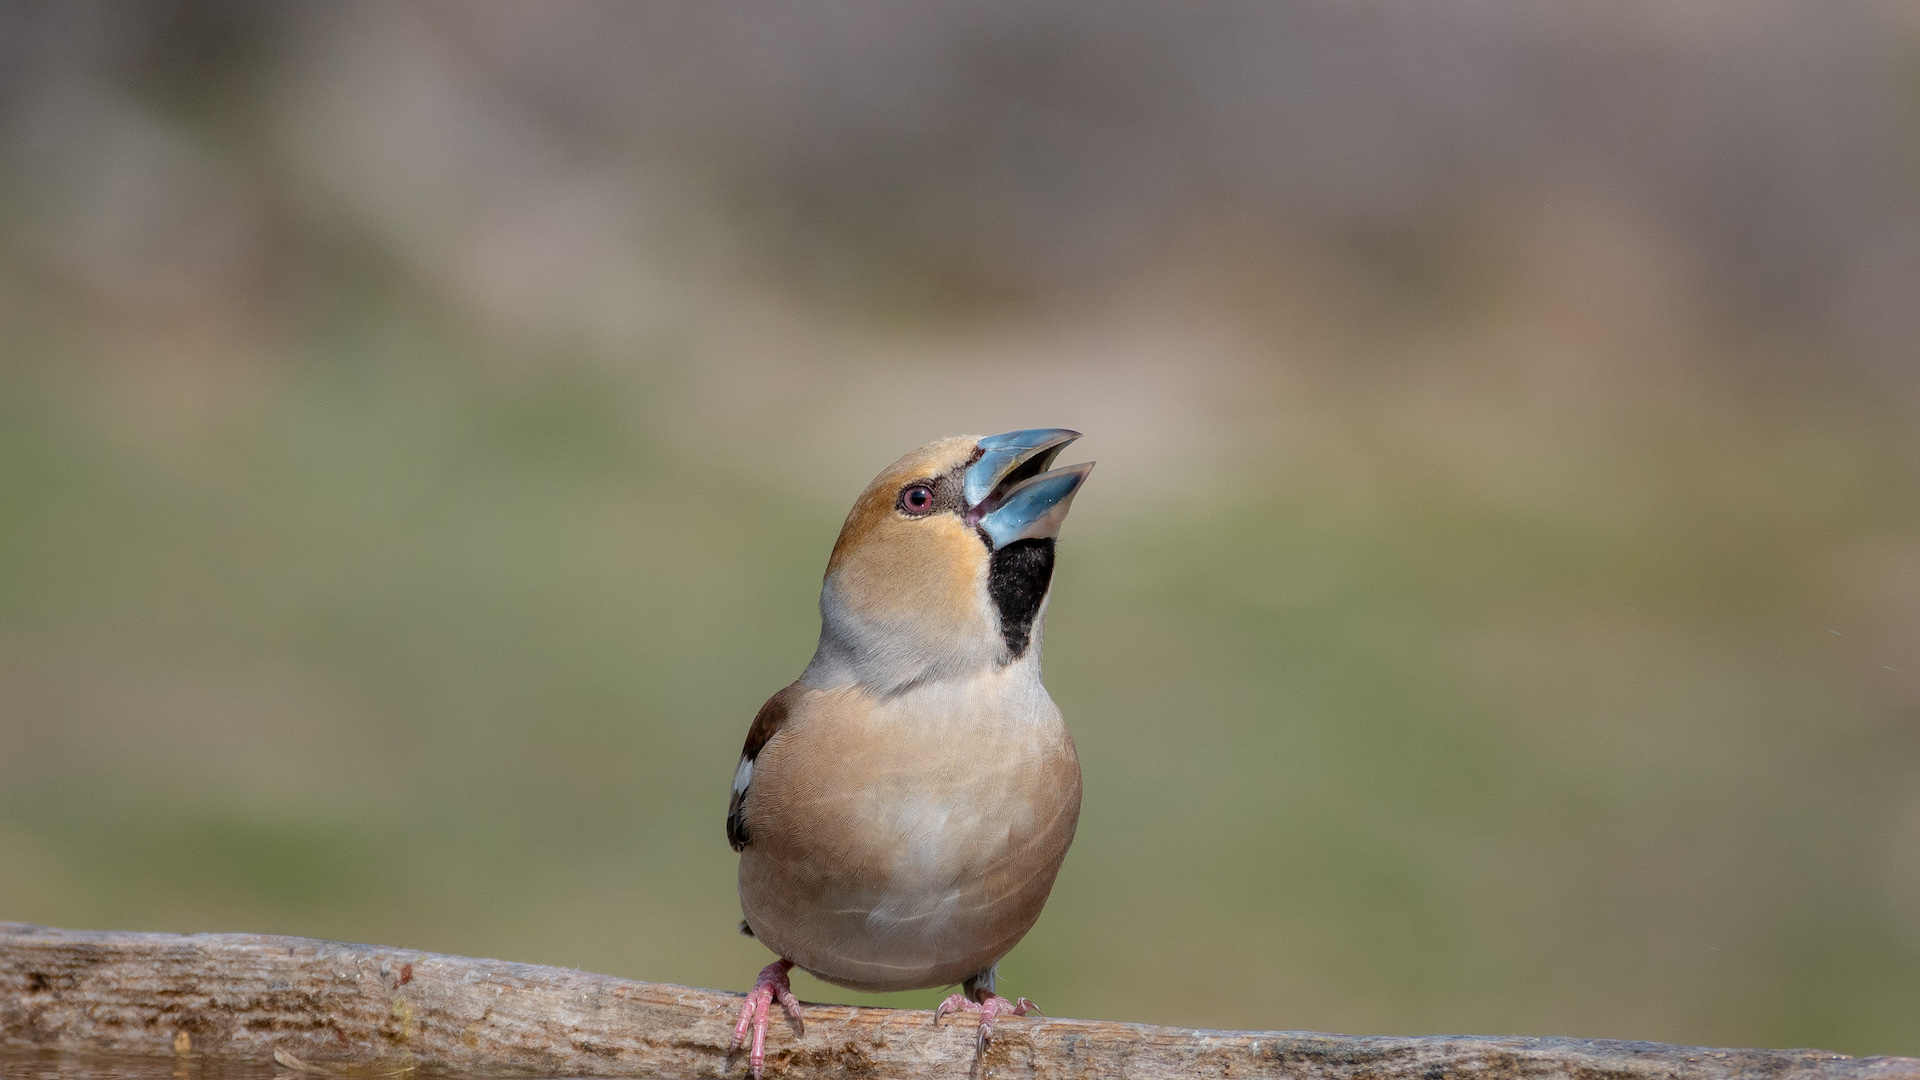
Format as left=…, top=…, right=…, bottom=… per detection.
left=3, top=0, right=1920, bottom=1058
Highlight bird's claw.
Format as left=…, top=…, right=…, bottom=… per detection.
left=934, top=991, right=1036, bottom=1056
left=730, top=960, right=803, bottom=1079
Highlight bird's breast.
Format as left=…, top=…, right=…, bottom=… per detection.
left=738, top=671, right=1081, bottom=992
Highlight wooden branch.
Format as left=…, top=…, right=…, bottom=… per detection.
left=2, top=924, right=1913, bottom=1080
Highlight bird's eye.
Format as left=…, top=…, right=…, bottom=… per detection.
left=898, top=484, right=936, bottom=516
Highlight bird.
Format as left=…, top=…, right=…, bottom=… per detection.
left=724, top=428, right=1093, bottom=1078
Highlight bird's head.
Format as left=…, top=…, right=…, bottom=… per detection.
left=805, top=429, right=1093, bottom=693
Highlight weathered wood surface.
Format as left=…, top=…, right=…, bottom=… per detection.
left=2, top=924, right=1914, bottom=1080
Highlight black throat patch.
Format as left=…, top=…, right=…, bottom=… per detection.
left=987, top=537, right=1055, bottom=659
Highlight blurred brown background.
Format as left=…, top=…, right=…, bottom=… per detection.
left=3, top=0, right=1919, bottom=1057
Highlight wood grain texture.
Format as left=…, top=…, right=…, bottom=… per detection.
left=3, top=924, right=1915, bottom=1080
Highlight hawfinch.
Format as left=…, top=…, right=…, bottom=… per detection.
left=725, top=429, right=1093, bottom=1077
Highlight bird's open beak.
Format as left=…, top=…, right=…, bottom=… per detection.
left=965, top=428, right=1095, bottom=549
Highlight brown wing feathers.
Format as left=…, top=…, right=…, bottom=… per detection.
left=727, top=685, right=798, bottom=851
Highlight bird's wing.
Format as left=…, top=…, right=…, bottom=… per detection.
left=727, top=683, right=801, bottom=851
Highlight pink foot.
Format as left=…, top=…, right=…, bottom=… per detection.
left=935, top=989, right=1037, bottom=1057
left=730, top=959, right=804, bottom=1079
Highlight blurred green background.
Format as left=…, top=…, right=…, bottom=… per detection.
left=3, top=0, right=1920, bottom=1058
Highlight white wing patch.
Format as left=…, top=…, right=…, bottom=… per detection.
left=726, top=754, right=755, bottom=851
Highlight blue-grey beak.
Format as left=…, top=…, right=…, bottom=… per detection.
left=964, top=428, right=1094, bottom=549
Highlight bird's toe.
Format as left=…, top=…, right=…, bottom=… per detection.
left=932, top=991, right=1034, bottom=1061
left=732, top=959, right=799, bottom=1079
left=934, top=991, right=975, bottom=1025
